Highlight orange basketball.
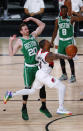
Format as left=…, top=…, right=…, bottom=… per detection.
left=66, top=44, right=78, bottom=57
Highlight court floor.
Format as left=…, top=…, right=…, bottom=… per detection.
left=0, top=37, right=83, bottom=131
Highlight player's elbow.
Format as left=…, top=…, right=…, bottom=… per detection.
left=42, top=23, right=45, bottom=30
left=39, top=23, right=45, bottom=34
left=30, top=88, right=35, bottom=95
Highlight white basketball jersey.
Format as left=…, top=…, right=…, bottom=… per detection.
left=36, top=49, right=54, bottom=74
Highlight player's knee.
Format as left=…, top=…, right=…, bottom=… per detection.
left=61, top=84, right=66, bottom=92
left=58, top=81, right=66, bottom=91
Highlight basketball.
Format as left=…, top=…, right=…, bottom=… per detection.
left=66, top=44, right=78, bottom=57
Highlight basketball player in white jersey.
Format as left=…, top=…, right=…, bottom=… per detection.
left=4, top=39, right=72, bottom=115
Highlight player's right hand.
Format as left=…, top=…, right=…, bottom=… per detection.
left=68, top=55, right=73, bottom=59
left=9, top=35, right=16, bottom=43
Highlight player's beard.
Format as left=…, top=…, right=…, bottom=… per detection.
left=26, top=31, right=29, bottom=36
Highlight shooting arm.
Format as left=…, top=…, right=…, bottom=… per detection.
left=45, top=52, right=70, bottom=63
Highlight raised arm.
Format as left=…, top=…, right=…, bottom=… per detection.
left=23, top=17, right=45, bottom=37
left=64, top=0, right=72, bottom=16
left=51, top=19, right=58, bottom=47
left=9, top=35, right=22, bottom=56
left=45, top=52, right=71, bottom=63
left=71, top=15, right=83, bottom=24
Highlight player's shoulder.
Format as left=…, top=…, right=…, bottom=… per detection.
left=17, top=38, right=22, bottom=42
left=54, top=16, right=59, bottom=24
left=56, top=16, right=60, bottom=20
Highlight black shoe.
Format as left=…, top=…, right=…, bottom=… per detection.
left=40, top=107, right=52, bottom=118
left=22, top=108, right=29, bottom=120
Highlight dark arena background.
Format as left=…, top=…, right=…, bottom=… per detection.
left=0, top=0, right=83, bottom=37
left=0, top=0, right=83, bottom=131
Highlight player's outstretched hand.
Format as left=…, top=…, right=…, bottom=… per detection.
left=9, top=35, right=17, bottom=43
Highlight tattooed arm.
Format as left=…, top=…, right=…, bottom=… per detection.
left=45, top=52, right=71, bottom=63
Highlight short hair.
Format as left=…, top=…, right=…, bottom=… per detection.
left=61, top=5, right=68, bottom=11
left=19, top=23, right=27, bottom=32
left=39, top=39, right=46, bottom=49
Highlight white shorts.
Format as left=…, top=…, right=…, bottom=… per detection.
left=32, top=69, right=61, bottom=89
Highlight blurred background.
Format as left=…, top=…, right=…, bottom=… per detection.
left=0, top=0, right=83, bottom=37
